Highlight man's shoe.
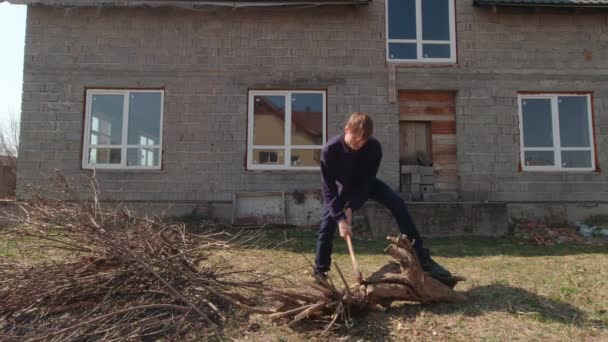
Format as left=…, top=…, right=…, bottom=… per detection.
left=312, top=270, right=328, bottom=284
left=417, top=248, right=452, bottom=279
left=421, top=257, right=452, bottom=279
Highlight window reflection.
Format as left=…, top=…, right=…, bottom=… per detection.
left=127, top=148, right=159, bottom=167
left=522, top=99, right=553, bottom=148
left=253, top=96, right=286, bottom=146
left=128, top=93, right=161, bottom=146
left=90, top=94, right=124, bottom=145
left=291, top=94, right=323, bottom=146
left=291, top=149, right=321, bottom=167
left=89, top=148, right=121, bottom=164
left=253, top=149, right=284, bottom=165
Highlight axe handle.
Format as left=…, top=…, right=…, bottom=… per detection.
left=345, top=235, right=362, bottom=282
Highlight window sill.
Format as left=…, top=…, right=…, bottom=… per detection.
left=82, top=168, right=166, bottom=173
left=520, top=170, right=599, bottom=174
left=389, top=62, right=460, bottom=69
left=245, top=169, right=320, bottom=174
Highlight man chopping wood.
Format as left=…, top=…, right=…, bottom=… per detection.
left=314, top=112, right=452, bottom=281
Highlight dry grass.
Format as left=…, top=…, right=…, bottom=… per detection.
left=222, top=229, right=608, bottom=341
left=2, top=226, right=607, bottom=341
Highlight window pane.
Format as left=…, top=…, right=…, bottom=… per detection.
left=521, top=98, right=553, bottom=148
left=523, top=151, right=554, bottom=167
left=128, top=92, right=162, bottom=145
left=127, top=148, right=160, bottom=167
left=388, top=43, right=417, bottom=60
left=558, top=96, right=590, bottom=148
left=90, top=94, right=123, bottom=145
left=253, top=95, right=285, bottom=145
left=253, top=149, right=284, bottom=165
left=291, top=94, right=323, bottom=146
left=388, top=0, right=416, bottom=39
left=561, top=150, right=591, bottom=168
left=422, top=44, right=451, bottom=58
left=422, top=0, right=450, bottom=41
left=89, top=148, right=121, bottom=164
left=291, top=149, right=321, bottom=167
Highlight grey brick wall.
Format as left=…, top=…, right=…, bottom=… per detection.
left=16, top=1, right=608, bottom=212
left=393, top=3, right=608, bottom=202
left=18, top=4, right=393, bottom=203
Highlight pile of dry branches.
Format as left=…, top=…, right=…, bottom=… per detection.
left=0, top=172, right=466, bottom=339
left=0, top=173, right=272, bottom=340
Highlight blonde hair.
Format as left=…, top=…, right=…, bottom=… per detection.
left=345, top=112, right=373, bottom=139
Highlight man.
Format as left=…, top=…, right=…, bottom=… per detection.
left=314, top=112, right=451, bottom=281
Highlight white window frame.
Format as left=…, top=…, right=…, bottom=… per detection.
left=517, top=93, right=595, bottom=172
left=385, top=0, right=456, bottom=63
left=82, top=89, right=164, bottom=170
left=247, top=90, right=326, bottom=171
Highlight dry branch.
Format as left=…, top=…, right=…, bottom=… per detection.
left=0, top=172, right=273, bottom=341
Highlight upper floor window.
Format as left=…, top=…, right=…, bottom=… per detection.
left=82, top=89, right=164, bottom=170
left=386, top=0, right=456, bottom=63
left=247, top=90, right=326, bottom=171
left=518, top=94, right=595, bottom=172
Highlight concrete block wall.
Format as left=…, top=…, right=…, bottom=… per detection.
left=393, top=3, right=608, bottom=202
left=16, top=1, right=608, bottom=228
left=17, top=4, right=398, bottom=205
left=363, top=201, right=509, bottom=238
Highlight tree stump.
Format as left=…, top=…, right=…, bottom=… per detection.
left=266, top=235, right=466, bottom=330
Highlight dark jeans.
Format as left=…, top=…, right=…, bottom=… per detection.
left=314, top=178, right=425, bottom=274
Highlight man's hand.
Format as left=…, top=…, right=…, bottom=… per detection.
left=345, top=208, right=353, bottom=225
left=338, top=219, right=352, bottom=239
left=339, top=208, right=354, bottom=239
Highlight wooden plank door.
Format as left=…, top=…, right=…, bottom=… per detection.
left=399, top=121, right=431, bottom=165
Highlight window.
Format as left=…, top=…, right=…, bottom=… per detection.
left=247, top=90, right=326, bottom=170
left=260, top=151, right=279, bottom=164
left=83, top=89, right=164, bottom=170
left=386, top=0, right=456, bottom=63
left=518, top=94, right=595, bottom=172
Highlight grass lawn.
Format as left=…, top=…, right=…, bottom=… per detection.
left=223, top=228, right=608, bottom=341
left=2, top=227, right=607, bottom=341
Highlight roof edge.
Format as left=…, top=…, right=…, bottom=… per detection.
left=474, top=0, right=608, bottom=8
left=4, top=0, right=370, bottom=7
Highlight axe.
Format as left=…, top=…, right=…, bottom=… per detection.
left=345, top=235, right=363, bottom=284
left=342, top=202, right=363, bottom=283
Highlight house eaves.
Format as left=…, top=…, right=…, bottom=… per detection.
left=2, top=0, right=371, bottom=8
left=474, top=0, right=608, bottom=7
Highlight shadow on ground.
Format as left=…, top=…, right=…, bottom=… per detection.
left=284, top=283, right=606, bottom=340
left=217, top=226, right=608, bottom=257
left=409, top=284, right=601, bottom=326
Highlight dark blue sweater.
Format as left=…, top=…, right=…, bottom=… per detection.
left=320, top=134, right=382, bottom=222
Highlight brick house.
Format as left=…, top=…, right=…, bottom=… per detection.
left=8, top=0, right=608, bottom=235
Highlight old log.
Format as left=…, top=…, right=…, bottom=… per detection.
left=267, top=235, right=466, bottom=331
